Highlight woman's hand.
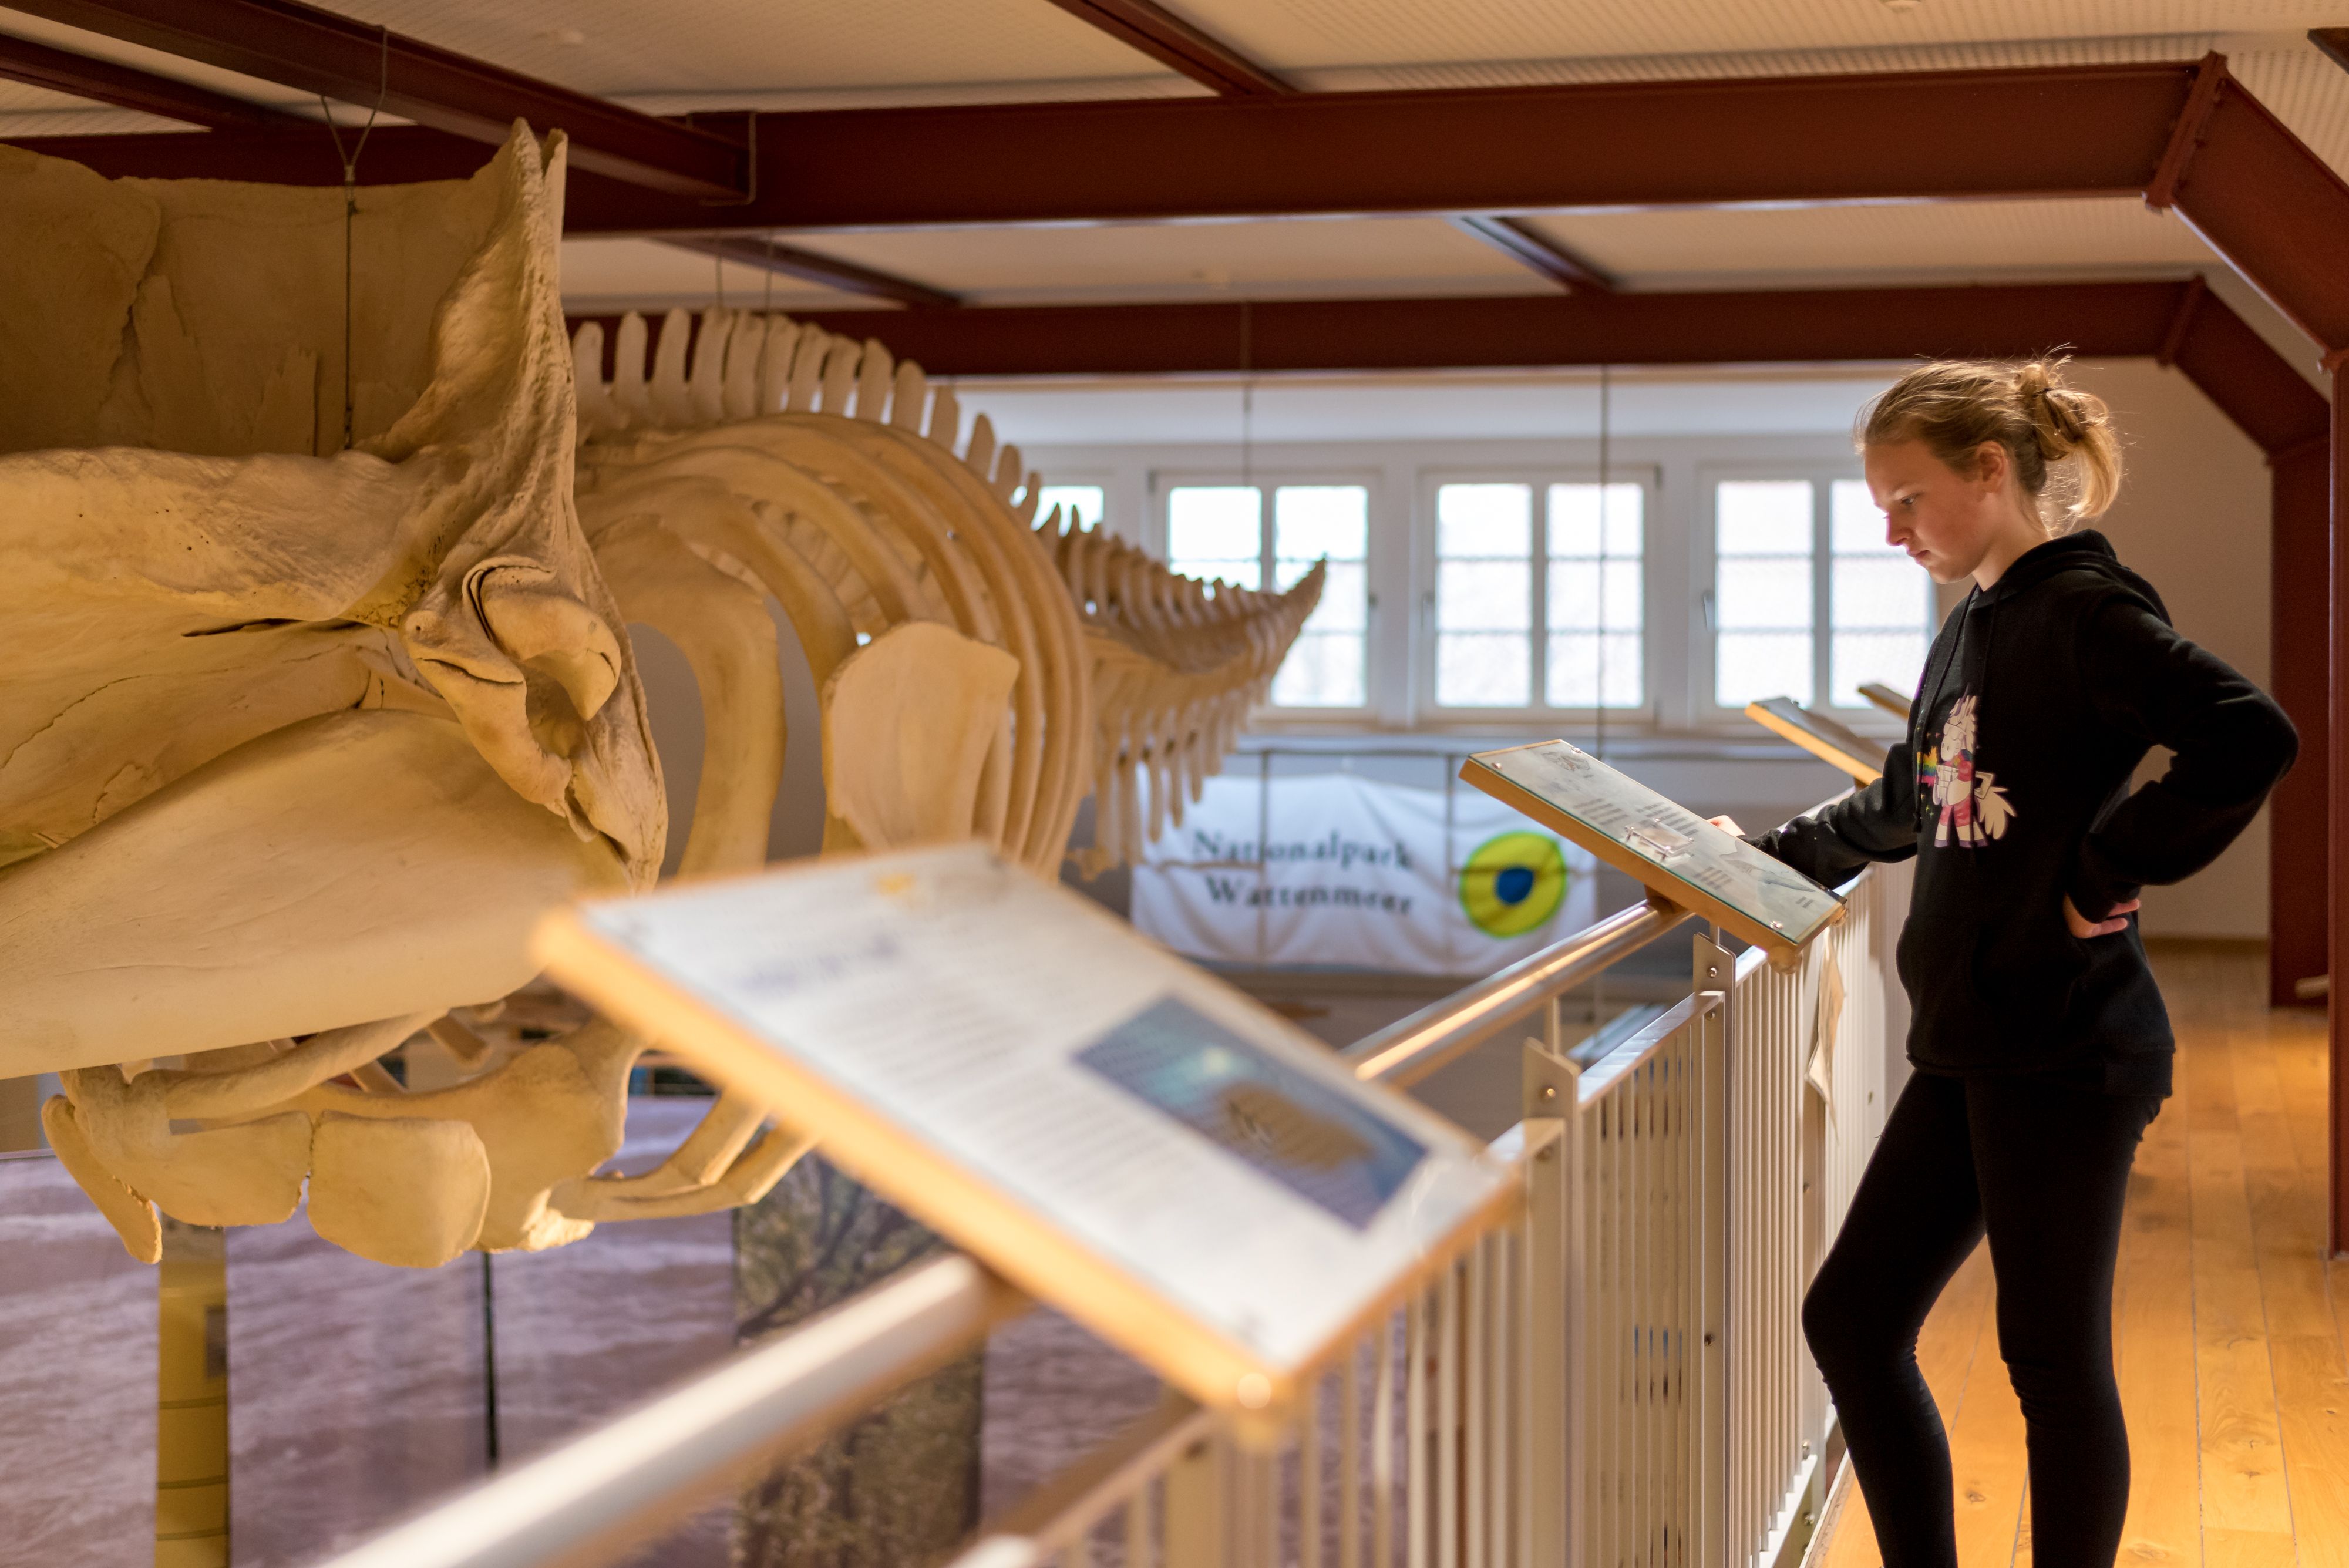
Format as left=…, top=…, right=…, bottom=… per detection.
left=2064, top=894, right=2140, bottom=939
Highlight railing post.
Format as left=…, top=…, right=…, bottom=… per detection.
left=1692, top=934, right=1734, bottom=1568
left=1523, top=1032, right=1580, bottom=1568
left=1162, top=1431, right=1226, bottom=1568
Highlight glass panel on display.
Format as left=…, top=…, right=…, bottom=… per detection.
left=1167, top=485, right=1263, bottom=592
left=1461, top=740, right=1843, bottom=963
left=1036, top=484, right=1106, bottom=531
left=1715, top=479, right=1815, bottom=706
left=1547, top=482, right=1644, bottom=708
left=1434, top=483, right=1532, bottom=707
left=1828, top=478, right=1933, bottom=708
left=536, top=844, right=1515, bottom=1429
left=1271, top=485, right=1369, bottom=709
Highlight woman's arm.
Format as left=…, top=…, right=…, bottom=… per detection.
left=1746, top=738, right=1918, bottom=884
left=2068, top=598, right=2298, bottom=920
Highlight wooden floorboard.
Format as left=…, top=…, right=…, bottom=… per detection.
left=1809, top=946, right=2342, bottom=1568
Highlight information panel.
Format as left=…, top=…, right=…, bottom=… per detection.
left=1742, top=698, right=1885, bottom=785
left=1857, top=681, right=1913, bottom=720
left=1460, top=741, right=1842, bottom=961
left=533, top=844, right=1515, bottom=1428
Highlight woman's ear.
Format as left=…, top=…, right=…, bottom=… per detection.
left=1971, top=439, right=2011, bottom=494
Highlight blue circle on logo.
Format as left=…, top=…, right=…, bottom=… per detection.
left=1494, top=865, right=1536, bottom=905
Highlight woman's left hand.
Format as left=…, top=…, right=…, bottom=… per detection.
left=2064, top=894, right=2140, bottom=939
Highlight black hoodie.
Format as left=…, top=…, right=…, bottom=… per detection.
left=1749, top=531, right=2296, bottom=1097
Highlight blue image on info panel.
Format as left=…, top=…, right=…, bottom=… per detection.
left=1075, top=997, right=1426, bottom=1230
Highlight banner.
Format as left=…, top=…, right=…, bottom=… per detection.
left=1131, top=771, right=1597, bottom=975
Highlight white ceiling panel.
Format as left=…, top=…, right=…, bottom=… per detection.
left=778, top=217, right=1532, bottom=304
left=294, top=0, right=1175, bottom=96
left=1177, top=1, right=2340, bottom=73
left=1522, top=197, right=2218, bottom=289
left=560, top=237, right=867, bottom=312
left=966, top=367, right=1909, bottom=447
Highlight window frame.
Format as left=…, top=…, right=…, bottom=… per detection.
left=1695, top=460, right=1924, bottom=731
left=1414, top=465, right=1662, bottom=724
left=1154, top=467, right=1383, bottom=716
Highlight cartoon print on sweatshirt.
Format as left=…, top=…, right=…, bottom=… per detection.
left=1917, top=694, right=2016, bottom=848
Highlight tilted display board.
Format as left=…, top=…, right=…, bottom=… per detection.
left=1857, top=681, right=1913, bottom=721
left=1459, top=741, right=1842, bottom=965
left=533, top=843, right=1515, bottom=1432
left=1741, top=698, right=1885, bottom=785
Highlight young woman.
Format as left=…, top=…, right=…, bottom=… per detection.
left=1746, top=359, right=2296, bottom=1567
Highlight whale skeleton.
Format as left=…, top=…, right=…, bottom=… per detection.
left=0, top=126, right=1319, bottom=1267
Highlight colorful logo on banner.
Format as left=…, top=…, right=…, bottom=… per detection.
left=1458, top=830, right=1569, bottom=937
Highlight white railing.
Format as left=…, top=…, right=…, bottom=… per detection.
left=310, top=849, right=1910, bottom=1568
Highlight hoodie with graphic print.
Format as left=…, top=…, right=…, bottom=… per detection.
left=1749, top=531, right=2295, bottom=1096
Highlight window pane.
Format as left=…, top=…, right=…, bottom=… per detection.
left=1549, top=482, right=1643, bottom=557
left=1829, top=478, right=1887, bottom=553
left=1832, top=632, right=1929, bottom=709
left=1167, top=485, right=1261, bottom=564
left=1283, top=558, right=1367, bottom=632
left=1274, top=485, right=1368, bottom=561
left=1548, top=631, right=1643, bottom=709
left=1832, top=556, right=1929, bottom=630
left=1437, top=560, right=1530, bottom=631
left=1437, top=483, right=1531, bottom=557
left=1271, top=631, right=1367, bottom=707
left=1717, top=557, right=1812, bottom=630
left=1037, top=484, right=1106, bottom=530
left=1717, top=480, right=1813, bottom=554
left=1718, top=632, right=1813, bottom=706
left=1177, top=557, right=1261, bottom=592
left=1541, top=557, right=1640, bottom=630
left=1829, top=476, right=1932, bottom=705
left=1438, top=632, right=1530, bottom=707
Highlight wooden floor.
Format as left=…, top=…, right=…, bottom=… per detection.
left=1815, top=946, right=2349, bottom=1568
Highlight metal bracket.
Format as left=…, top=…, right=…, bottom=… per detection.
left=1693, top=930, right=1733, bottom=997
left=1524, top=1035, right=1581, bottom=1123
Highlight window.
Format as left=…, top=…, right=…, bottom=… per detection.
left=1166, top=482, right=1369, bottom=708
left=1434, top=480, right=1644, bottom=710
left=1711, top=475, right=1933, bottom=711
left=1036, top=484, right=1106, bottom=530
left=1828, top=479, right=1933, bottom=707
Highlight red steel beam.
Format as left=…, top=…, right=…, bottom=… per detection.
left=0, top=0, right=748, bottom=198
left=1, top=63, right=2196, bottom=228
left=0, top=31, right=299, bottom=129
left=1451, top=215, right=1616, bottom=293
left=759, top=282, right=2183, bottom=376
left=2153, top=56, right=2349, bottom=368
left=1036, top=0, right=1289, bottom=96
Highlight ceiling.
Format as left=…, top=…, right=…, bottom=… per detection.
left=0, top=1, right=2340, bottom=358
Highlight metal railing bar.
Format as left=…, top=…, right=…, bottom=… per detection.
left=947, top=1394, right=1213, bottom=1568
left=1575, top=993, right=1715, bottom=1107
left=307, top=1254, right=1026, bottom=1568
left=1345, top=896, right=1692, bottom=1088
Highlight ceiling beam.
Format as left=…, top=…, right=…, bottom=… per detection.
left=552, top=63, right=2199, bottom=231
left=0, top=62, right=2196, bottom=226
left=0, top=0, right=748, bottom=197
left=0, top=31, right=299, bottom=128
left=1451, top=214, right=1614, bottom=292
left=662, top=233, right=962, bottom=311
left=1036, top=0, right=1288, bottom=96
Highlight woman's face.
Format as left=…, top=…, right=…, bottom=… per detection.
left=1862, top=437, right=2017, bottom=585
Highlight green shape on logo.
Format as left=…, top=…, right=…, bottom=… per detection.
left=1459, top=830, right=1568, bottom=938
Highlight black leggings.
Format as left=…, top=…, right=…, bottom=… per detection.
left=1803, top=1071, right=2159, bottom=1568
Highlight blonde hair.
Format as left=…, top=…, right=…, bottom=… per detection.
left=1859, top=356, right=2123, bottom=530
